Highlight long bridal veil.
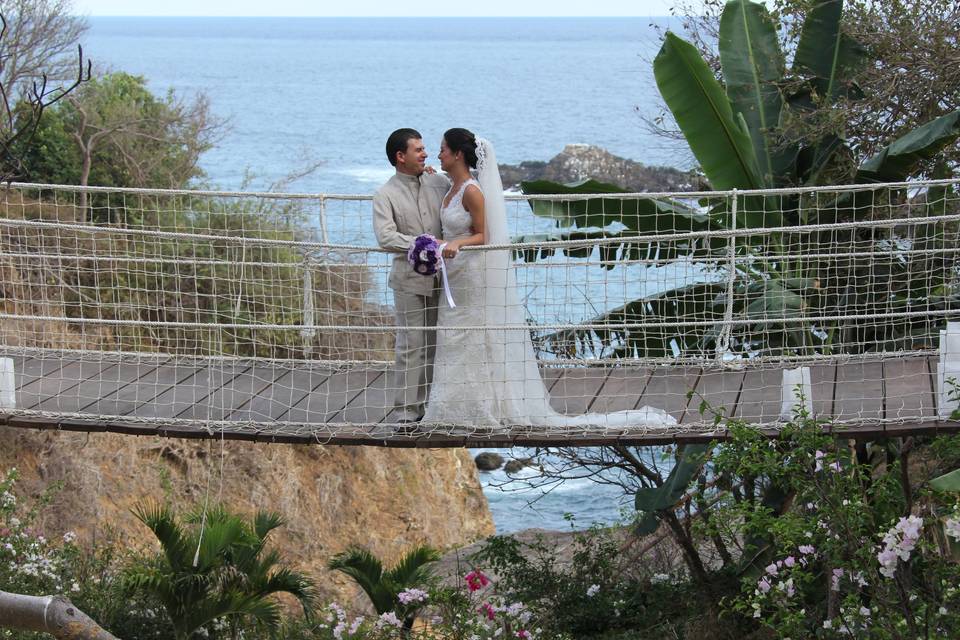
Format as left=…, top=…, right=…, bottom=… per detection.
left=474, top=138, right=675, bottom=429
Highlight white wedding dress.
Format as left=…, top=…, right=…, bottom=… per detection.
left=421, top=138, right=676, bottom=431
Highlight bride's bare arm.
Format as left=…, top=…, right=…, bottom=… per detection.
left=442, top=185, right=486, bottom=258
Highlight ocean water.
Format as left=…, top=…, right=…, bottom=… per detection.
left=83, top=16, right=688, bottom=533
left=84, top=17, right=689, bottom=193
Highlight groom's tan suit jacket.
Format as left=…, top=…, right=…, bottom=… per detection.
left=373, top=171, right=449, bottom=295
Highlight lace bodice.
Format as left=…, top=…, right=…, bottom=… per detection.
left=441, top=179, right=480, bottom=240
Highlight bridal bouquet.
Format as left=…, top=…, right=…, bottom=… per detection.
left=407, top=234, right=441, bottom=276
left=407, top=234, right=457, bottom=308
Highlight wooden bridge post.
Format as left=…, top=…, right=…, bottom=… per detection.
left=0, top=358, right=14, bottom=409
left=938, top=322, right=960, bottom=419
left=780, top=366, right=812, bottom=421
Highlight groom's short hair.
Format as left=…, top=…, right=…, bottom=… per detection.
left=386, top=128, right=422, bottom=166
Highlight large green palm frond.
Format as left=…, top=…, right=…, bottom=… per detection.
left=328, top=546, right=394, bottom=614
left=132, top=502, right=191, bottom=572
left=383, top=545, right=440, bottom=588
left=252, top=510, right=285, bottom=541
left=257, top=566, right=316, bottom=617
left=195, top=515, right=245, bottom=572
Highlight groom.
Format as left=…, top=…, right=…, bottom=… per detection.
left=373, top=128, right=450, bottom=425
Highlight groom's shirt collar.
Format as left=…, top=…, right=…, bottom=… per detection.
left=393, top=171, right=421, bottom=185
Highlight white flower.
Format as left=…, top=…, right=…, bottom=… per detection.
left=62, top=531, right=77, bottom=544
left=377, top=611, right=403, bottom=629
left=397, top=587, right=429, bottom=605
left=71, top=581, right=80, bottom=593
left=349, top=616, right=363, bottom=635
left=823, top=620, right=833, bottom=629
left=586, top=584, right=600, bottom=597
left=877, top=516, right=924, bottom=578
left=945, top=516, right=960, bottom=541
left=650, top=573, right=671, bottom=584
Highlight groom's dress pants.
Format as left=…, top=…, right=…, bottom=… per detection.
left=392, top=289, right=439, bottom=421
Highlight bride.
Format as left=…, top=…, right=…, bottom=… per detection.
left=421, top=128, right=675, bottom=430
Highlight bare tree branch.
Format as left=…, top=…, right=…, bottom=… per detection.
left=0, top=4, right=90, bottom=181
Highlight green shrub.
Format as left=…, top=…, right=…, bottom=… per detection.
left=713, top=419, right=960, bottom=638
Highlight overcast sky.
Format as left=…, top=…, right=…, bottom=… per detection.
left=72, top=0, right=689, bottom=17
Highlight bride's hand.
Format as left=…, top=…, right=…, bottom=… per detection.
left=442, top=241, right=460, bottom=259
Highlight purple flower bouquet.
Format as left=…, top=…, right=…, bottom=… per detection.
left=407, top=234, right=441, bottom=276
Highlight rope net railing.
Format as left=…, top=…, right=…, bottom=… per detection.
left=0, top=179, right=958, bottom=443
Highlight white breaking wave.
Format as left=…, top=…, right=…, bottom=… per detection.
left=337, top=166, right=395, bottom=184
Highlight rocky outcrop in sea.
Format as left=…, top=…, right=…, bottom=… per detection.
left=498, top=144, right=705, bottom=193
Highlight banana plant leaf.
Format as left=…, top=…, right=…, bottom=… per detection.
left=537, top=282, right=729, bottom=359
left=511, top=229, right=699, bottom=269
left=719, top=0, right=791, bottom=185
left=930, top=469, right=960, bottom=492
left=519, top=179, right=709, bottom=232
left=857, top=110, right=960, bottom=183
left=654, top=32, right=764, bottom=191
left=702, top=276, right=818, bottom=354
left=635, top=444, right=711, bottom=535
left=708, top=193, right=784, bottom=229
left=797, top=134, right=847, bottom=188
left=925, top=162, right=955, bottom=217
left=792, top=0, right=867, bottom=103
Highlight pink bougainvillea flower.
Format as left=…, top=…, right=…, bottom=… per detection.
left=478, top=602, right=496, bottom=621
left=465, top=569, right=491, bottom=592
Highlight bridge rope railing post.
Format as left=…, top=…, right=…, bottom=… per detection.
left=318, top=195, right=330, bottom=245
left=715, top=188, right=738, bottom=366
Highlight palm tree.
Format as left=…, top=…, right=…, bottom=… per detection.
left=126, top=503, right=315, bottom=640
left=328, top=545, right=439, bottom=632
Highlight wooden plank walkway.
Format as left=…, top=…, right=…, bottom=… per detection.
left=1, top=354, right=958, bottom=447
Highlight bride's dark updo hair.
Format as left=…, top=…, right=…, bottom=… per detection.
left=443, top=128, right=479, bottom=169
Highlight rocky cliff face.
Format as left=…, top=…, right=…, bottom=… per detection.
left=0, top=427, right=494, bottom=604
left=499, top=144, right=705, bottom=192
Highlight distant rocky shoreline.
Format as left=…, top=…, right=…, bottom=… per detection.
left=498, top=143, right=705, bottom=192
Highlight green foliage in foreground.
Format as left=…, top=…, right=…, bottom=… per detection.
left=126, top=503, right=316, bottom=639
left=327, top=545, right=439, bottom=630
left=3, top=425, right=960, bottom=639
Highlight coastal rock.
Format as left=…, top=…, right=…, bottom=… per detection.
left=0, top=427, right=494, bottom=605
left=474, top=452, right=504, bottom=471
left=503, top=457, right=533, bottom=474
left=498, top=144, right=705, bottom=192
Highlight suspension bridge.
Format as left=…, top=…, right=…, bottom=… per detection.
left=1, top=180, right=958, bottom=447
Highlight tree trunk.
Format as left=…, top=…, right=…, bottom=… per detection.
left=79, top=149, right=92, bottom=219
left=0, top=590, right=119, bottom=640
